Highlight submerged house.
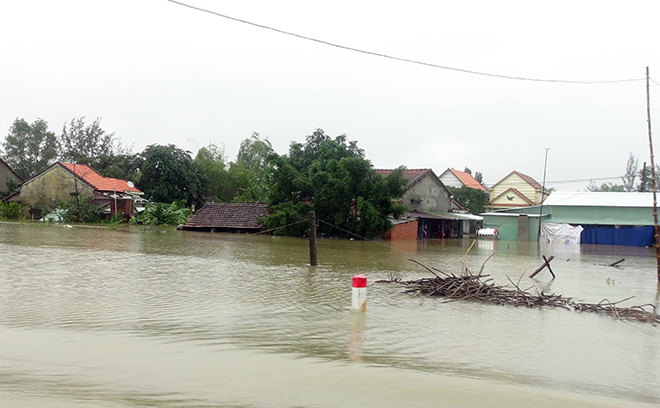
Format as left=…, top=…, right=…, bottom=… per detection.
left=376, top=168, right=481, bottom=240
left=5, top=162, right=143, bottom=219
left=482, top=191, right=655, bottom=246
left=181, top=202, right=269, bottom=233
left=0, top=157, right=22, bottom=194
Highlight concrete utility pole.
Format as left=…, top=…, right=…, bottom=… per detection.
left=646, top=66, right=660, bottom=282
left=537, top=148, right=550, bottom=242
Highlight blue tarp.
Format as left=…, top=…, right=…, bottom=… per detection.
left=580, top=225, right=654, bottom=247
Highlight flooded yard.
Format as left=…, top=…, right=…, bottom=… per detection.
left=0, top=221, right=659, bottom=407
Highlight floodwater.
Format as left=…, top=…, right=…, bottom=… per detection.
left=0, top=222, right=659, bottom=408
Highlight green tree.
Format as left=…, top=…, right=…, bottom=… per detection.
left=449, top=186, right=490, bottom=215
left=1, top=118, right=58, bottom=178
left=59, top=117, right=118, bottom=163
left=194, top=144, right=234, bottom=202
left=87, top=153, right=142, bottom=184
left=264, top=129, right=406, bottom=239
left=229, top=133, right=275, bottom=202
left=139, top=144, right=205, bottom=206
left=586, top=180, right=625, bottom=192
left=474, top=171, right=485, bottom=187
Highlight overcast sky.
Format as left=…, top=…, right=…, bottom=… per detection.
left=1, top=0, right=659, bottom=190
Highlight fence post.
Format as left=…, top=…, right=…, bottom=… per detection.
left=309, top=211, right=318, bottom=266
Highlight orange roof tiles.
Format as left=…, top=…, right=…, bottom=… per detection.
left=449, top=169, right=486, bottom=191
left=61, top=163, right=141, bottom=193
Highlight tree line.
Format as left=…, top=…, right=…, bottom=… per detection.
left=1, top=118, right=411, bottom=237
left=587, top=153, right=660, bottom=192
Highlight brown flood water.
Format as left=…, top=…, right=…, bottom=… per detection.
left=0, top=221, right=659, bottom=407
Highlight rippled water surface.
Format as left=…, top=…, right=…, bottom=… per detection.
left=1, top=222, right=659, bottom=407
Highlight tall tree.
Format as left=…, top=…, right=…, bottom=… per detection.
left=265, top=129, right=406, bottom=239
left=194, top=144, right=234, bottom=202
left=59, top=117, right=117, bottom=163
left=1, top=118, right=58, bottom=179
left=229, top=133, right=275, bottom=202
left=139, top=144, right=205, bottom=206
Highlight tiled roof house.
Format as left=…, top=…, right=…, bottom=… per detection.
left=182, top=202, right=269, bottom=233
left=438, top=168, right=487, bottom=191
left=5, top=162, right=142, bottom=218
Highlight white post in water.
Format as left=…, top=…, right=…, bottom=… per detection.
left=351, top=275, right=367, bottom=311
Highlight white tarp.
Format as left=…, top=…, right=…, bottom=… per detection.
left=540, top=223, right=583, bottom=244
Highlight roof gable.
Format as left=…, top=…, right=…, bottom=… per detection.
left=184, top=203, right=269, bottom=230
left=448, top=168, right=486, bottom=190
left=492, top=170, right=543, bottom=190
left=487, top=188, right=535, bottom=206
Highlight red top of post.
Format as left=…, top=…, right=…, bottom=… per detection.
left=352, top=275, right=367, bottom=288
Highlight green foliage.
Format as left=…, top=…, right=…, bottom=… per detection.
left=2, top=117, right=58, bottom=179
left=59, top=117, right=117, bottom=163
left=0, top=201, right=26, bottom=220
left=139, top=144, right=205, bottom=206
left=129, top=201, right=191, bottom=226
left=41, top=197, right=103, bottom=224
left=194, top=144, right=235, bottom=202
left=88, top=153, right=142, bottom=184
left=262, top=201, right=311, bottom=236
left=229, top=133, right=275, bottom=203
left=449, top=186, right=490, bottom=215
left=265, top=129, right=406, bottom=239
left=1, top=178, right=19, bottom=199
left=586, top=181, right=626, bottom=192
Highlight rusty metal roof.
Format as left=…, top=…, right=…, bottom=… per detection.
left=183, top=202, right=269, bottom=230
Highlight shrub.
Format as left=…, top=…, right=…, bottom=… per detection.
left=129, top=201, right=191, bottom=226
left=0, top=201, right=26, bottom=220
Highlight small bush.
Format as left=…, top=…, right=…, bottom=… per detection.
left=41, top=197, right=103, bottom=224
left=129, top=201, right=191, bottom=226
left=0, top=201, right=26, bottom=220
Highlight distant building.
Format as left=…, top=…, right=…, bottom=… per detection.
left=5, top=162, right=143, bottom=219
left=0, top=157, right=22, bottom=194
left=181, top=202, right=269, bottom=233
left=487, top=170, right=549, bottom=210
left=438, top=168, right=487, bottom=192
left=482, top=191, right=655, bottom=246
left=375, top=168, right=480, bottom=239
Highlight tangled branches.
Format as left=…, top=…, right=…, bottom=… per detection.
left=379, top=257, right=659, bottom=324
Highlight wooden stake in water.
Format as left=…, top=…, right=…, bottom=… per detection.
left=309, top=210, right=318, bottom=266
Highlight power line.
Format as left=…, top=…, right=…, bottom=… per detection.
left=546, top=176, right=622, bottom=184
left=651, top=77, right=660, bottom=88
left=165, top=0, right=644, bottom=85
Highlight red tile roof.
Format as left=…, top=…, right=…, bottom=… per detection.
left=61, top=163, right=141, bottom=193
left=183, top=203, right=269, bottom=230
left=449, top=168, right=486, bottom=191
left=375, top=168, right=433, bottom=187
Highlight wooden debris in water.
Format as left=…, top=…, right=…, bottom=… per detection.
left=378, top=258, right=659, bottom=324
